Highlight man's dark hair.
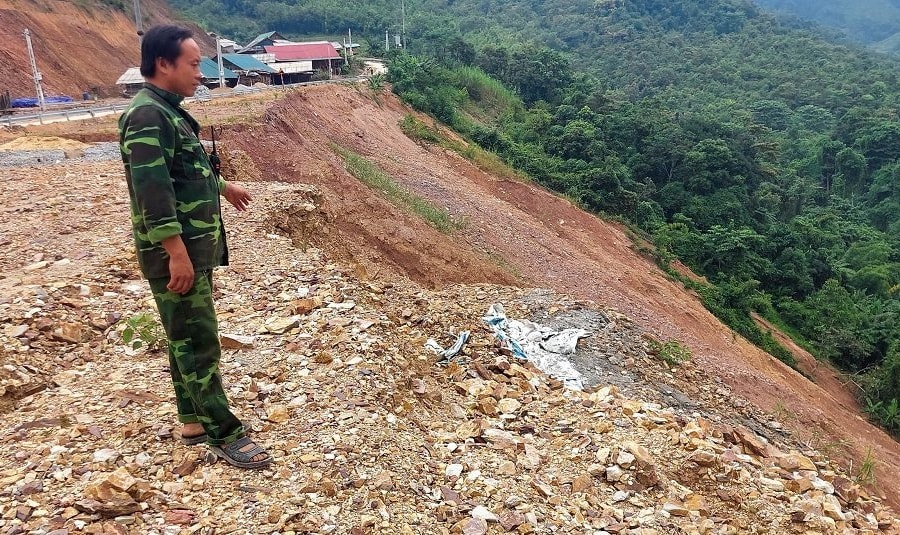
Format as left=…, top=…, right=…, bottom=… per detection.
left=140, top=25, right=193, bottom=78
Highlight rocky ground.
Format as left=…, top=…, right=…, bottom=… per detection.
left=0, top=136, right=898, bottom=535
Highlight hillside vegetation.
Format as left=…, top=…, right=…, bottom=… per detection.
left=172, top=0, right=900, bottom=57
left=176, top=1, right=900, bottom=431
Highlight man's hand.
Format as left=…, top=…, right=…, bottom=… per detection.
left=161, top=236, right=194, bottom=294
left=223, top=182, right=252, bottom=211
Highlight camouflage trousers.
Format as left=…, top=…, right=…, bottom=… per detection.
left=148, top=271, right=244, bottom=445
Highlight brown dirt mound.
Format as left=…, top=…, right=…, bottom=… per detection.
left=216, top=84, right=900, bottom=508
left=0, top=135, right=89, bottom=151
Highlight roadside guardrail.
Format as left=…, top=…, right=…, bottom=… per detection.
left=2, top=103, right=129, bottom=127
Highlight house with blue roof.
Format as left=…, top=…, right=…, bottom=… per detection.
left=218, top=54, right=276, bottom=85
left=199, top=58, right=238, bottom=88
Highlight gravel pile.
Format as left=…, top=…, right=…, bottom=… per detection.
left=0, top=142, right=120, bottom=167
left=0, top=149, right=66, bottom=167
left=82, top=142, right=121, bottom=162
left=0, top=138, right=898, bottom=534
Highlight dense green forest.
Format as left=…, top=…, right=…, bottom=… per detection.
left=176, top=0, right=900, bottom=433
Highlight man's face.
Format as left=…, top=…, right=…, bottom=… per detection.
left=157, top=38, right=202, bottom=97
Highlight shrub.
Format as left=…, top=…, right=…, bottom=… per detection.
left=311, top=69, right=331, bottom=81
left=121, top=312, right=166, bottom=351
left=368, top=73, right=386, bottom=92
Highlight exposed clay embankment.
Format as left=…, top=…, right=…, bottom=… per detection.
left=218, top=84, right=900, bottom=507
left=0, top=0, right=213, bottom=98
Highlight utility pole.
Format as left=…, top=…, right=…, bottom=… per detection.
left=400, top=0, right=406, bottom=49
left=24, top=29, right=45, bottom=114
left=133, top=0, right=143, bottom=42
left=216, top=35, right=225, bottom=88
left=385, top=30, right=389, bottom=51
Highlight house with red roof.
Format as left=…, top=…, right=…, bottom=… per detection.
left=264, top=42, right=343, bottom=75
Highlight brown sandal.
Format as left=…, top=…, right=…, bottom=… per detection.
left=209, top=436, right=272, bottom=469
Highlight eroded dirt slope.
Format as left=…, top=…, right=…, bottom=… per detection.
left=216, top=84, right=900, bottom=508
left=0, top=0, right=213, bottom=98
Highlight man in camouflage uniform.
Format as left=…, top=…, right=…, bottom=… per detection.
left=119, top=24, right=271, bottom=469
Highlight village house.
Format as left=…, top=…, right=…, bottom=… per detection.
left=263, top=59, right=315, bottom=85
left=115, top=67, right=144, bottom=97
left=116, top=58, right=239, bottom=96
left=332, top=40, right=360, bottom=57
left=237, top=31, right=290, bottom=55
left=218, top=54, right=276, bottom=85
left=117, top=31, right=362, bottom=94
left=199, top=58, right=239, bottom=88
left=217, top=38, right=239, bottom=54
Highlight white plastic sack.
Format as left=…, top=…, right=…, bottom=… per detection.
left=483, top=303, right=588, bottom=390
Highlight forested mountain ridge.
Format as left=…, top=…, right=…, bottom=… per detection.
left=178, top=0, right=900, bottom=433
left=751, top=0, right=900, bottom=53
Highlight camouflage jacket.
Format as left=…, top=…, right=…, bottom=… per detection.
left=119, top=83, right=228, bottom=279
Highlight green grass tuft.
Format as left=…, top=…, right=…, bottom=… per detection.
left=647, top=338, right=692, bottom=366
left=856, top=447, right=877, bottom=487
left=399, top=115, right=443, bottom=144
left=334, top=145, right=463, bottom=233
left=452, top=66, right=521, bottom=114
left=399, top=114, right=525, bottom=182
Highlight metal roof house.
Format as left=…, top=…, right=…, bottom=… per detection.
left=221, top=54, right=276, bottom=76
left=268, top=61, right=316, bottom=85
left=332, top=41, right=360, bottom=55
left=116, top=61, right=239, bottom=94
left=221, top=54, right=276, bottom=73
left=199, top=58, right=239, bottom=88
left=218, top=38, right=238, bottom=54
left=237, top=31, right=288, bottom=54
left=115, top=67, right=144, bottom=97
